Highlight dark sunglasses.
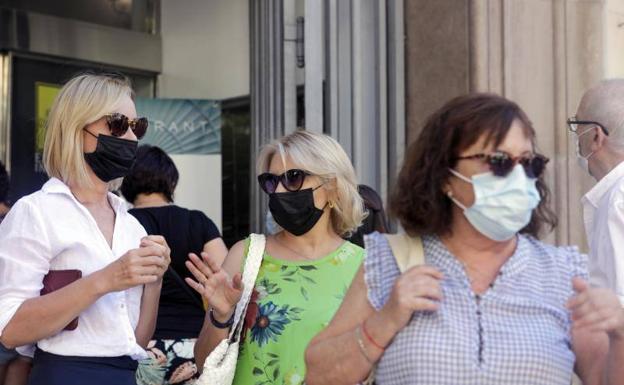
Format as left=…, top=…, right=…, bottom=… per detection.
left=105, top=113, right=148, bottom=139
left=258, top=169, right=312, bottom=194
left=567, top=117, right=609, bottom=136
left=455, top=151, right=549, bottom=178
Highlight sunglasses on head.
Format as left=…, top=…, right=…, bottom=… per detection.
left=455, top=151, right=549, bottom=178
left=258, top=169, right=312, bottom=194
left=105, top=113, right=148, bottom=139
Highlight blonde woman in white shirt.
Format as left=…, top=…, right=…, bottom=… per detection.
left=0, top=73, right=171, bottom=385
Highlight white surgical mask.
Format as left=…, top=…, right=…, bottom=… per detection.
left=575, top=128, right=595, bottom=174
left=447, top=164, right=541, bottom=241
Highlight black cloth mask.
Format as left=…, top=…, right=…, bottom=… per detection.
left=268, top=188, right=326, bottom=236
left=84, top=133, right=138, bottom=182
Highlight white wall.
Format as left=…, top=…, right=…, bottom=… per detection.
left=159, top=0, right=250, bottom=230
left=606, top=0, right=624, bottom=77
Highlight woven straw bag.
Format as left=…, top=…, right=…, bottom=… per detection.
left=196, top=233, right=266, bottom=385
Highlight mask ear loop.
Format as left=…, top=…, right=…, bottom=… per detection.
left=448, top=169, right=473, bottom=184
left=447, top=190, right=468, bottom=211
left=446, top=169, right=472, bottom=210
left=304, top=181, right=330, bottom=211
left=577, top=126, right=598, bottom=160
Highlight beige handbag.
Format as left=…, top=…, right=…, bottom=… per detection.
left=196, top=233, right=266, bottom=385
left=362, top=233, right=425, bottom=385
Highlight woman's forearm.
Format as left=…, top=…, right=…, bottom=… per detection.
left=0, top=272, right=107, bottom=349
left=134, top=281, right=162, bottom=348
left=607, top=334, right=624, bottom=385
left=305, top=310, right=401, bottom=385
left=194, top=314, right=230, bottom=372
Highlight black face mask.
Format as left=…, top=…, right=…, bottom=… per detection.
left=268, top=188, right=326, bottom=236
left=84, top=133, right=138, bottom=182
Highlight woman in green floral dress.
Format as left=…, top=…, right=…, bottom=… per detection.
left=187, top=131, right=366, bottom=385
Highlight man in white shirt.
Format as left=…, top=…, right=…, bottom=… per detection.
left=570, top=79, right=624, bottom=304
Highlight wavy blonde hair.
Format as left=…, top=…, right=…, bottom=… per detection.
left=257, top=130, right=366, bottom=236
left=43, top=73, right=134, bottom=189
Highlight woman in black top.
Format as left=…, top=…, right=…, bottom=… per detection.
left=120, top=145, right=228, bottom=385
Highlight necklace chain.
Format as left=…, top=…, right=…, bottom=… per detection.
left=273, top=233, right=317, bottom=260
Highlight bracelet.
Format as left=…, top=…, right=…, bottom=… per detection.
left=209, top=308, right=234, bottom=329
left=355, top=326, right=374, bottom=365
left=361, top=320, right=386, bottom=351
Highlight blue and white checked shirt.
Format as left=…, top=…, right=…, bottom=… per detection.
left=364, top=232, right=587, bottom=385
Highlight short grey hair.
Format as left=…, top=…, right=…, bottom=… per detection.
left=578, top=79, right=624, bottom=149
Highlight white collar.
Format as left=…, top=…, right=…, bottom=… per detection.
left=42, top=177, right=127, bottom=213
left=583, top=161, right=624, bottom=208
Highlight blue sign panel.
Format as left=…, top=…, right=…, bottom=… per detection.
left=135, top=98, right=221, bottom=154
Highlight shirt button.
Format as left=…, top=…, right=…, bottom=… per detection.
left=120, top=304, right=125, bottom=309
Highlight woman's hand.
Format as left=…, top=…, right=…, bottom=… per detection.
left=185, top=252, right=243, bottom=323
left=567, top=277, right=624, bottom=339
left=139, top=235, right=171, bottom=284
left=380, top=265, right=444, bottom=332
left=95, top=237, right=170, bottom=293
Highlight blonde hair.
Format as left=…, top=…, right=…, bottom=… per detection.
left=43, top=73, right=134, bottom=188
left=257, top=130, right=366, bottom=236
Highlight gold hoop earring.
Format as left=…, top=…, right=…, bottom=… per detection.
left=328, top=201, right=335, bottom=209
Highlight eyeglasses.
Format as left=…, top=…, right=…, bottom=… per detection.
left=455, top=151, right=549, bottom=178
left=257, top=169, right=312, bottom=194
left=567, top=117, right=609, bottom=136
left=105, top=113, right=148, bottom=139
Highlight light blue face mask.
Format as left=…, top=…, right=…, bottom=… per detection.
left=265, top=209, right=282, bottom=235
left=447, top=164, right=541, bottom=242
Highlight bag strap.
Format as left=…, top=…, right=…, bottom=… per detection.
left=384, top=233, right=424, bottom=273
left=360, top=234, right=424, bottom=385
left=228, top=233, right=266, bottom=342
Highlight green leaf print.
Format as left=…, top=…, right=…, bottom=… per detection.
left=301, top=275, right=316, bottom=284
left=282, top=269, right=297, bottom=277
left=300, top=287, right=309, bottom=301
left=299, top=265, right=317, bottom=271
left=253, top=367, right=264, bottom=376
left=273, top=367, right=280, bottom=381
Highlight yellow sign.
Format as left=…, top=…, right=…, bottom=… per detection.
left=35, top=82, right=61, bottom=153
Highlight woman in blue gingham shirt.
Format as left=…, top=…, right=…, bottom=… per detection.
left=304, top=94, right=624, bottom=385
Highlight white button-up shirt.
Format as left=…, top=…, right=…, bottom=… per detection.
left=0, top=178, right=148, bottom=359
left=583, top=161, right=624, bottom=304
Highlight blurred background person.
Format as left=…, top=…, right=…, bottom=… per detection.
left=121, top=144, right=228, bottom=385
left=0, top=162, right=10, bottom=224
left=347, top=184, right=389, bottom=248
left=569, top=79, right=624, bottom=305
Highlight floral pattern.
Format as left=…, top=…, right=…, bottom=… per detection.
left=233, top=240, right=364, bottom=385
left=250, top=301, right=292, bottom=347
left=136, top=338, right=198, bottom=385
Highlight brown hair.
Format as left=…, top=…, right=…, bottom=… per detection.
left=390, top=93, right=557, bottom=238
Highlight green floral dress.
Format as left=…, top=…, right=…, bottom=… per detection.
left=233, top=239, right=364, bottom=385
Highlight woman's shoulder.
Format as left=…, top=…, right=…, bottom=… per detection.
left=340, top=240, right=365, bottom=258
left=363, top=231, right=390, bottom=252
left=519, top=234, right=588, bottom=278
